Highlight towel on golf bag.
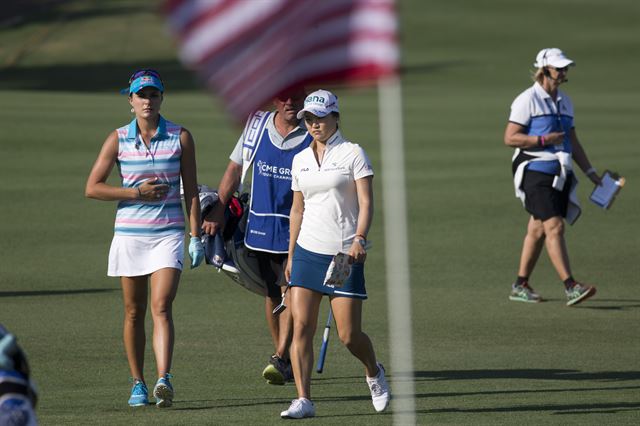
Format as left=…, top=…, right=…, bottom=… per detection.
left=196, top=185, right=225, bottom=267
left=198, top=184, right=219, bottom=218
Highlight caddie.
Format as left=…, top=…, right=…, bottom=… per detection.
left=202, top=87, right=312, bottom=385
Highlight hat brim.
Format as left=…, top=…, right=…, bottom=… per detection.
left=125, top=75, right=165, bottom=95
left=547, top=58, right=574, bottom=68
left=121, top=82, right=164, bottom=95
left=296, top=107, right=332, bottom=120
left=131, top=82, right=164, bottom=94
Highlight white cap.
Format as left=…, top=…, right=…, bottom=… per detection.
left=296, top=89, right=339, bottom=119
left=534, top=48, right=574, bottom=68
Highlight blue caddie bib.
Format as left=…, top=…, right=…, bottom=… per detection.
left=245, top=130, right=311, bottom=253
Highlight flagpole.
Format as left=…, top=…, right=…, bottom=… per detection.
left=378, top=75, right=416, bottom=425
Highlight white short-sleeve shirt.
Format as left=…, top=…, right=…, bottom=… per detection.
left=291, top=130, right=374, bottom=255
left=508, top=82, right=574, bottom=129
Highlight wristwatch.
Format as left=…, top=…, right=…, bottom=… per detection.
left=355, top=236, right=366, bottom=247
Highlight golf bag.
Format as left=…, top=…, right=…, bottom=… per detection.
left=197, top=186, right=268, bottom=297
left=0, top=325, right=38, bottom=426
left=197, top=111, right=275, bottom=297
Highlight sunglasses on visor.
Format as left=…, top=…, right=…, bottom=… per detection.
left=128, top=69, right=163, bottom=85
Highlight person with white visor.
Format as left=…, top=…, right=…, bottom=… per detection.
left=504, top=48, right=603, bottom=306
left=281, top=89, right=390, bottom=419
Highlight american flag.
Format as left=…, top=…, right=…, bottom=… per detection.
left=164, top=0, right=399, bottom=120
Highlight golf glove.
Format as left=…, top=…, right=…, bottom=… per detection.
left=188, top=236, right=205, bottom=269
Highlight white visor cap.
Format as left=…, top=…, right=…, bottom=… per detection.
left=534, top=48, right=575, bottom=68
left=296, top=89, right=339, bottom=119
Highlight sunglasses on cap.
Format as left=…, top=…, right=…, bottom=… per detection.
left=128, top=69, right=163, bottom=85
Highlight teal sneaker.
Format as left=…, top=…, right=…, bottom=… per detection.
left=509, top=283, right=542, bottom=303
left=565, top=282, right=596, bottom=306
left=153, top=373, right=174, bottom=408
left=128, top=380, right=148, bottom=407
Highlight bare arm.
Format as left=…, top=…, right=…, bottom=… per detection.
left=285, top=190, right=304, bottom=283
left=201, top=160, right=242, bottom=235
left=349, top=176, right=373, bottom=263
left=85, top=131, right=138, bottom=201
left=85, top=131, right=170, bottom=201
left=503, top=122, right=565, bottom=149
left=180, top=128, right=202, bottom=237
left=569, top=128, right=601, bottom=185
left=216, top=160, right=243, bottom=206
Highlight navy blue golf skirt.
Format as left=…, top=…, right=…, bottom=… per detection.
left=290, top=243, right=367, bottom=299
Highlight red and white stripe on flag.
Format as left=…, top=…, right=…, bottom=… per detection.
left=164, top=0, right=399, bottom=120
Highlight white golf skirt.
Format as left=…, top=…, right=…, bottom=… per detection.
left=108, top=233, right=184, bottom=277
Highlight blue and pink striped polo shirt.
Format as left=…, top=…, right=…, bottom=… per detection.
left=114, top=116, right=185, bottom=237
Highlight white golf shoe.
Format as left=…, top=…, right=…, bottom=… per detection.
left=280, top=397, right=315, bottom=419
left=366, top=363, right=390, bottom=412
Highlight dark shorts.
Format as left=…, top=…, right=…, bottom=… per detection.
left=290, top=244, right=367, bottom=299
left=253, top=251, right=287, bottom=298
left=522, top=170, right=573, bottom=221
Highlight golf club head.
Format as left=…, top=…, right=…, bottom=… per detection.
left=272, top=286, right=289, bottom=315
left=272, top=302, right=286, bottom=316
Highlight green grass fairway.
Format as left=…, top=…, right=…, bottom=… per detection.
left=1, top=0, right=639, bottom=424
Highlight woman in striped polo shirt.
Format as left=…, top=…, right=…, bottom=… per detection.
left=85, top=69, right=204, bottom=408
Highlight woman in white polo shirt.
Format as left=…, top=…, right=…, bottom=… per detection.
left=280, top=90, right=390, bottom=419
